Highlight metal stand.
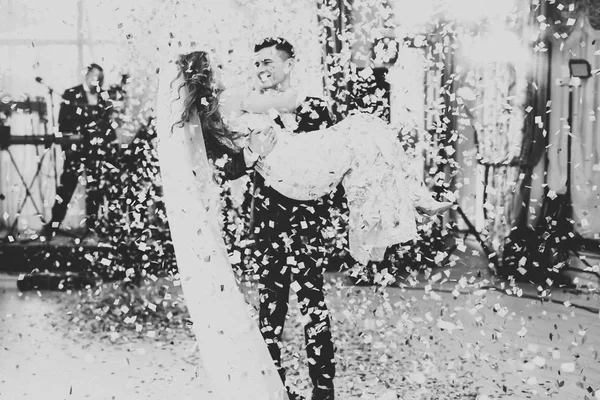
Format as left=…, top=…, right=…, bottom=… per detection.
left=446, top=204, right=499, bottom=270
left=45, top=85, right=60, bottom=199
left=0, top=125, right=82, bottom=240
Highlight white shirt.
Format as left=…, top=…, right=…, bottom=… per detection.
left=82, top=82, right=99, bottom=105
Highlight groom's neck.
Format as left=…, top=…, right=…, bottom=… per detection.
left=277, top=77, right=291, bottom=92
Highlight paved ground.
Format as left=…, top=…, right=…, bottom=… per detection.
left=1, top=244, right=599, bottom=400
left=0, top=276, right=218, bottom=400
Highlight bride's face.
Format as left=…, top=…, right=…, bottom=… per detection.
left=211, top=64, right=226, bottom=92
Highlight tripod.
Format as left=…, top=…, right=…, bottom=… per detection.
left=430, top=128, right=499, bottom=271
left=0, top=100, right=51, bottom=240
left=446, top=202, right=499, bottom=271
left=0, top=124, right=84, bottom=242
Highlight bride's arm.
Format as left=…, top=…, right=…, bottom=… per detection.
left=207, top=89, right=279, bottom=180
left=240, top=89, right=300, bottom=114
left=203, top=137, right=246, bottom=182
left=209, top=88, right=257, bottom=179
left=220, top=88, right=245, bottom=120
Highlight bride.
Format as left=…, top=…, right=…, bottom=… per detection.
left=156, top=51, right=452, bottom=400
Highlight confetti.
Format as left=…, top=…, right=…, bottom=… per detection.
left=560, top=362, right=576, bottom=373
left=2, top=2, right=598, bottom=400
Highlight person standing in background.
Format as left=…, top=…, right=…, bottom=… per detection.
left=43, top=63, right=116, bottom=239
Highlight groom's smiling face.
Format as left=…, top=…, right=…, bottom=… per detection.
left=254, top=46, right=293, bottom=90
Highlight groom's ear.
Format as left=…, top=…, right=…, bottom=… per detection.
left=283, top=57, right=295, bottom=74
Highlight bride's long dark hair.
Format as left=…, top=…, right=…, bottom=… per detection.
left=172, top=51, right=242, bottom=151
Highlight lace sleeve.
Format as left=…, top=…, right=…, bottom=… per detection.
left=204, top=132, right=248, bottom=181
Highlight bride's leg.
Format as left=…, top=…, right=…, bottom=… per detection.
left=415, top=198, right=455, bottom=216
left=337, top=112, right=455, bottom=264
left=410, top=179, right=454, bottom=216
left=354, top=112, right=454, bottom=216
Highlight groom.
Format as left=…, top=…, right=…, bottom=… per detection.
left=245, top=37, right=339, bottom=400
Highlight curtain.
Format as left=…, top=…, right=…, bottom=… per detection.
left=510, top=0, right=552, bottom=229
left=454, top=56, right=526, bottom=254
left=546, top=17, right=600, bottom=239
left=546, top=0, right=600, bottom=36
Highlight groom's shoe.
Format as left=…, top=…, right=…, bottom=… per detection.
left=311, top=387, right=334, bottom=400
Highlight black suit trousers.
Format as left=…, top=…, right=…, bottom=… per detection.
left=255, top=197, right=336, bottom=391
left=50, top=150, right=102, bottom=231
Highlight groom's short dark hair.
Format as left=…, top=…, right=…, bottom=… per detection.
left=87, top=63, right=103, bottom=74
left=254, top=37, right=295, bottom=59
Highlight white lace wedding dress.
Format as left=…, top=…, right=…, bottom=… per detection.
left=235, top=111, right=430, bottom=264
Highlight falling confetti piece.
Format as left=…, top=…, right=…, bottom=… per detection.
left=560, top=362, right=575, bottom=373
left=408, top=371, right=426, bottom=385
left=437, top=319, right=458, bottom=333
left=532, top=356, right=546, bottom=367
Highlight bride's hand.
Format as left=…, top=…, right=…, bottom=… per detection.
left=249, top=125, right=278, bottom=157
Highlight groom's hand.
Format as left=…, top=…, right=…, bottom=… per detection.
left=249, top=126, right=277, bottom=157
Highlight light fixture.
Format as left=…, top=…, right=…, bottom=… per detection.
left=569, top=59, right=592, bottom=79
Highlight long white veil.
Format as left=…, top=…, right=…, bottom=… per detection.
left=155, top=60, right=286, bottom=400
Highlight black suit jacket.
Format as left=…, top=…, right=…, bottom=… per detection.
left=253, top=96, right=346, bottom=239
left=58, top=84, right=115, bottom=151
